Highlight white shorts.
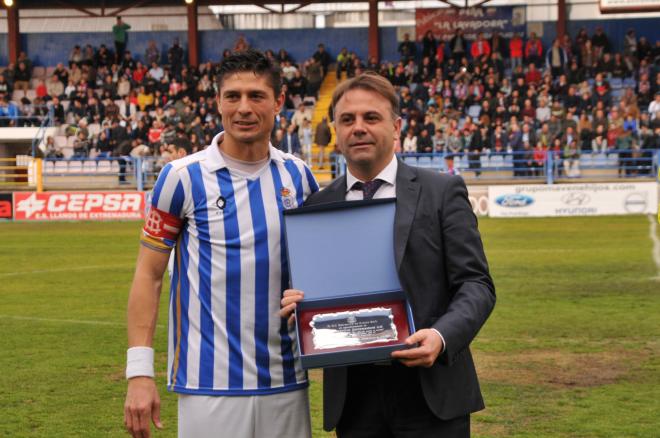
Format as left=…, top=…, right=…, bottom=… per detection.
left=177, top=389, right=311, bottom=438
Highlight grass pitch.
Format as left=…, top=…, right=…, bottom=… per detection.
left=1, top=215, right=659, bottom=437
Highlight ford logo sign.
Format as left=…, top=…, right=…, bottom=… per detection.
left=495, top=194, right=534, bottom=208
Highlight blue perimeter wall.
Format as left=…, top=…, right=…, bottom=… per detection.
left=0, top=18, right=658, bottom=67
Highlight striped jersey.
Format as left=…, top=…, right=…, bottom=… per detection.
left=141, top=132, right=319, bottom=396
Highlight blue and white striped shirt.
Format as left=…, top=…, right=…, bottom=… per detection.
left=143, top=132, right=319, bottom=396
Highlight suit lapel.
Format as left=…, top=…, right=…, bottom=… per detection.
left=394, top=161, right=420, bottom=270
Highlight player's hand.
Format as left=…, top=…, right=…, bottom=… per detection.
left=280, top=289, right=304, bottom=326
left=124, top=376, right=163, bottom=438
left=391, top=329, right=444, bottom=368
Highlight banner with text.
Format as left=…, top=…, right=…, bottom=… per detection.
left=0, top=193, right=12, bottom=220
left=13, top=191, right=146, bottom=221
left=488, top=183, right=658, bottom=218
left=415, top=6, right=526, bottom=41
left=468, top=186, right=489, bottom=217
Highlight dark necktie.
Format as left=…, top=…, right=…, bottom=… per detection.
left=352, top=179, right=385, bottom=200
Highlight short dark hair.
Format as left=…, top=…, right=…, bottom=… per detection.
left=329, top=72, right=399, bottom=122
left=216, top=49, right=282, bottom=97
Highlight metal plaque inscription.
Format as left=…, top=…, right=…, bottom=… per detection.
left=310, top=307, right=398, bottom=350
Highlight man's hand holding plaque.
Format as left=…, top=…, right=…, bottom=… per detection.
left=281, top=288, right=420, bottom=366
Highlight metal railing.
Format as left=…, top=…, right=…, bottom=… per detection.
left=372, top=149, right=660, bottom=184
left=34, top=148, right=660, bottom=192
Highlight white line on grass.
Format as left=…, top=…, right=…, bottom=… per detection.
left=648, top=215, right=660, bottom=280
left=0, top=264, right=133, bottom=277
left=0, top=314, right=165, bottom=329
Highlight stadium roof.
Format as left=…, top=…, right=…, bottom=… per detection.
left=10, top=0, right=494, bottom=12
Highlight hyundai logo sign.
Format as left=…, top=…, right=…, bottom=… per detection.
left=495, top=194, right=534, bottom=208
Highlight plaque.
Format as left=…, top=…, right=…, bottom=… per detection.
left=310, top=307, right=398, bottom=350
left=283, top=199, right=416, bottom=369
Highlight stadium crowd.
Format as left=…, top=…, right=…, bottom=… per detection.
left=0, top=27, right=659, bottom=178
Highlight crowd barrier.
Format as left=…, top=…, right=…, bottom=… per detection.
left=395, top=149, right=660, bottom=184
left=2, top=149, right=658, bottom=195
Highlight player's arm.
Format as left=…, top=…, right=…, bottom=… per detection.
left=124, top=244, right=170, bottom=438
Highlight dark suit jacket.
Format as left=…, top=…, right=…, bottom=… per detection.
left=304, top=160, right=496, bottom=431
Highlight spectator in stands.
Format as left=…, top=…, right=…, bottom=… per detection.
left=421, top=30, right=437, bottom=60
left=546, top=39, right=568, bottom=78
left=0, top=97, right=19, bottom=127
left=113, top=16, right=131, bottom=63
left=398, top=33, right=417, bottom=63
left=13, top=62, right=31, bottom=96
left=525, top=32, right=543, bottom=67
left=525, top=63, right=542, bottom=85
left=145, top=40, right=160, bottom=65
left=615, top=126, right=635, bottom=176
left=69, top=45, right=83, bottom=68
left=0, top=74, right=12, bottom=97
left=46, top=74, right=65, bottom=101
left=402, top=129, right=417, bottom=154
left=305, top=58, right=323, bottom=98
left=168, top=38, right=184, bottom=78
left=314, top=116, right=331, bottom=168
left=563, top=139, right=580, bottom=177
left=449, top=28, right=467, bottom=63
left=471, top=32, right=491, bottom=60
left=313, top=43, right=332, bottom=77
left=44, top=136, right=64, bottom=159
left=649, top=92, right=660, bottom=119
left=417, top=128, right=433, bottom=153
left=591, top=26, right=611, bottom=59
left=71, top=131, right=90, bottom=159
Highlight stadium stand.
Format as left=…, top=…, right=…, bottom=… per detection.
left=1, top=26, right=659, bottom=188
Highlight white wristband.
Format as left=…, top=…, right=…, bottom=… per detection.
left=126, top=346, right=155, bottom=380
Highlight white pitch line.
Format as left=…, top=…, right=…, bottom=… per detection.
left=648, top=215, right=660, bottom=281
left=0, top=264, right=133, bottom=277
left=0, top=314, right=164, bottom=329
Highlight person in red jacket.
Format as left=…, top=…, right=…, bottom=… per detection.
left=525, top=63, right=542, bottom=85
left=470, top=32, right=491, bottom=60
left=525, top=32, right=543, bottom=67
left=509, top=33, right=524, bottom=71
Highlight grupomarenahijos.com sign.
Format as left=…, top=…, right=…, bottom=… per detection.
left=488, top=183, right=658, bottom=218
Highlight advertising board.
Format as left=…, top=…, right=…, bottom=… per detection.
left=13, top=192, right=145, bottom=221
left=488, top=183, right=658, bottom=218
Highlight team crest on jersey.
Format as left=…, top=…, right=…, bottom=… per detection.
left=216, top=195, right=226, bottom=210
left=280, top=187, right=295, bottom=209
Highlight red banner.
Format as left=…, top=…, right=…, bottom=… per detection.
left=0, top=193, right=12, bottom=219
left=13, top=192, right=145, bottom=221
left=415, top=7, right=525, bottom=42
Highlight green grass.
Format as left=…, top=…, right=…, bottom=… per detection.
left=1, top=216, right=658, bottom=437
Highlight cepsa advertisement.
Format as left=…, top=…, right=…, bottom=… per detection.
left=13, top=192, right=146, bottom=221
left=0, top=193, right=12, bottom=219
left=488, top=183, right=659, bottom=218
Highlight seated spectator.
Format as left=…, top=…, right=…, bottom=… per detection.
left=402, top=130, right=417, bottom=154
left=591, top=124, right=608, bottom=154
left=69, top=45, right=83, bottom=67
left=0, top=97, right=20, bottom=127
left=71, top=131, right=90, bottom=159
left=46, top=75, right=65, bottom=100
left=136, top=86, right=154, bottom=111
left=13, top=62, right=31, bottom=95
left=44, top=136, right=64, bottom=159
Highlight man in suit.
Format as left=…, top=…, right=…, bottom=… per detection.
left=281, top=73, right=495, bottom=437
